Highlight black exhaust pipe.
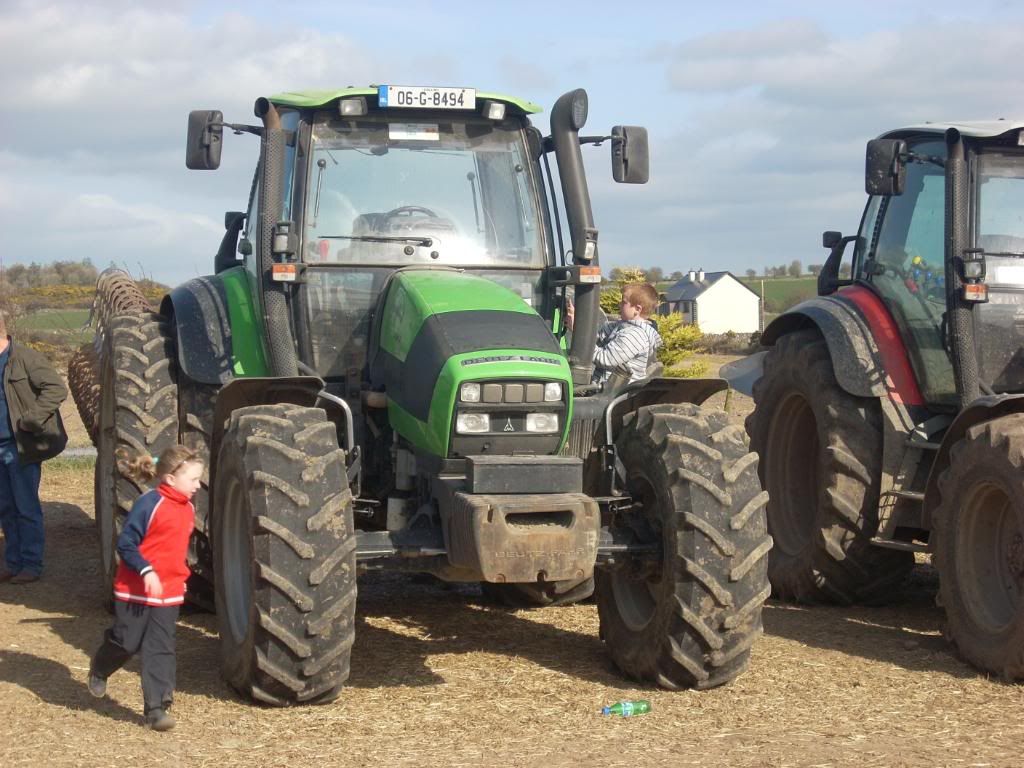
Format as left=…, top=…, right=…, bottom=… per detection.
left=944, top=128, right=979, bottom=407
left=253, top=97, right=298, bottom=378
left=551, top=89, right=598, bottom=387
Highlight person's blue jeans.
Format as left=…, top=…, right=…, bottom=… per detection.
left=0, top=440, right=44, bottom=576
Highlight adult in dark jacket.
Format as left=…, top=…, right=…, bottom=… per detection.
left=0, top=310, right=68, bottom=583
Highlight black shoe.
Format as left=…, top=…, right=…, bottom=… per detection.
left=87, top=673, right=107, bottom=698
left=146, top=708, right=176, bottom=732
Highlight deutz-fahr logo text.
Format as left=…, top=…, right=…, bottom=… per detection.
left=461, top=355, right=561, bottom=366
left=493, top=548, right=593, bottom=558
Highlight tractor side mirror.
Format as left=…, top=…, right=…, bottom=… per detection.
left=611, top=125, right=649, bottom=184
left=865, top=139, right=906, bottom=196
left=215, top=212, right=246, bottom=274
left=186, top=110, right=224, bottom=170
left=818, top=233, right=859, bottom=296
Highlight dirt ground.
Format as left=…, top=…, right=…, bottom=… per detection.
left=0, top=372, right=1021, bottom=767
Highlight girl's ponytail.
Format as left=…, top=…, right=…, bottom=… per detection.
left=115, top=447, right=158, bottom=483
left=116, top=445, right=201, bottom=483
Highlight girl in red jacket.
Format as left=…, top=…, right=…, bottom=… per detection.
left=88, top=445, right=203, bottom=731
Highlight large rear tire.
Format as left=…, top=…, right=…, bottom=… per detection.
left=596, top=404, right=772, bottom=689
left=67, top=342, right=101, bottom=446
left=94, top=313, right=178, bottom=600
left=213, top=404, right=357, bottom=705
left=934, top=415, right=1024, bottom=680
left=179, top=377, right=218, bottom=609
left=746, top=329, right=913, bottom=604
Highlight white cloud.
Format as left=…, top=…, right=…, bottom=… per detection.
left=0, top=1, right=382, bottom=283
left=592, top=18, right=1024, bottom=275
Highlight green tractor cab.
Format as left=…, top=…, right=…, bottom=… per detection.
left=79, top=85, right=770, bottom=705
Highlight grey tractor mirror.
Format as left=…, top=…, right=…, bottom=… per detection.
left=611, top=125, right=649, bottom=184
left=865, top=138, right=907, bottom=196
left=186, top=110, right=224, bottom=170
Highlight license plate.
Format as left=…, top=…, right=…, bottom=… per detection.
left=378, top=85, right=476, bottom=110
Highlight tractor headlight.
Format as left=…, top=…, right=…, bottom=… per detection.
left=456, top=412, right=490, bottom=434
left=525, top=413, right=559, bottom=433
left=460, top=383, right=481, bottom=403
left=543, top=382, right=562, bottom=402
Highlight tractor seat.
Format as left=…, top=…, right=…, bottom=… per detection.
left=352, top=212, right=386, bottom=235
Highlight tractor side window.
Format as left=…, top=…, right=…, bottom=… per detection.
left=303, top=267, right=392, bottom=380
left=242, top=163, right=262, bottom=305
left=867, top=138, right=956, bottom=405
left=973, top=151, right=1024, bottom=393
left=853, top=196, right=882, bottom=280
left=280, top=109, right=301, bottom=221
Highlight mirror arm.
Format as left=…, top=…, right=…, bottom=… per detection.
left=904, top=151, right=946, bottom=169
left=212, top=122, right=264, bottom=137
left=539, top=134, right=616, bottom=153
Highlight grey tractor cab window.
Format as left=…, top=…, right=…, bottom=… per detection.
left=303, top=113, right=545, bottom=269
left=860, top=138, right=956, bottom=405
left=973, top=151, right=1024, bottom=393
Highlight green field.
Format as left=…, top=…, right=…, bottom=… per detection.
left=740, top=276, right=817, bottom=312
left=18, top=309, right=94, bottom=346
left=20, top=309, right=92, bottom=330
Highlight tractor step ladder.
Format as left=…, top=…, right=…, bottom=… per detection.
left=871, top=416, right=950, bottom=554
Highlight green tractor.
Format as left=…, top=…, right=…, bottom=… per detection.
left=80, top=85, right=771, bottom=705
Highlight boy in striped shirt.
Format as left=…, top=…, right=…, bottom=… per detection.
left=568, top=282, right=663, bottom=386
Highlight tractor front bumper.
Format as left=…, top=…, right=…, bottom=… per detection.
left=440, top=490, right=599, bottom=583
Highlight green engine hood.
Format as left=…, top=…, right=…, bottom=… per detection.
left=371, top=269, right=571, bottom=457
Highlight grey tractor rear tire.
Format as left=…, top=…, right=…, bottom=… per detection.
left=213, top=404, right=357, bottom=705
left=67, top=342, right=100, bottom=446
left=746, top=329, right=913, bottom=604
left=179, top=377, right=218, bottom=609
left=934, top=415, right=1024, bottom=680
left=94, top=313, right=178, bottom=602
left=596, top=403, right=772, bottom=690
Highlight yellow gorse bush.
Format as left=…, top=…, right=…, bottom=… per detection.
left=653, top=313, right=707, bottom=378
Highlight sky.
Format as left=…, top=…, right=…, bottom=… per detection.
left=2, top=0, right=1024, bottom=285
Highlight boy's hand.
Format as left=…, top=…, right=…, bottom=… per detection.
left=565, top=299, right=575, bottom=331
left=143, top=571, right=164, bottom=598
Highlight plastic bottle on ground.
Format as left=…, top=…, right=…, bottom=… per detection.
left=601, top=700, right=651, bottom=716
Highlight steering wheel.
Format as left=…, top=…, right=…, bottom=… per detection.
left=384, top=205, right=439, bottom=219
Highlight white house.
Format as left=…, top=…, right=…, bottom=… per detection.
left=661, top=269, right=760, bottom=334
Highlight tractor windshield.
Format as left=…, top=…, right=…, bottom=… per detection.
left=974, top=151, right=1024, bottom=393
left=303, top=112, right=546, bottom=269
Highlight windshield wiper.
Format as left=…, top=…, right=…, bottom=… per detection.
left=319, top=234, right=434, bottom=247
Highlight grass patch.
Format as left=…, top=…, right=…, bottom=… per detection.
left=20, top=309, right=92, bottom=331
left=740, top=276, right=817, bottom=312
left=46, top=454, right=96, bottom=473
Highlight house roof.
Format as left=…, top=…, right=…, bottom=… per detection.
left=664, top=271, right=759, bottom=302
